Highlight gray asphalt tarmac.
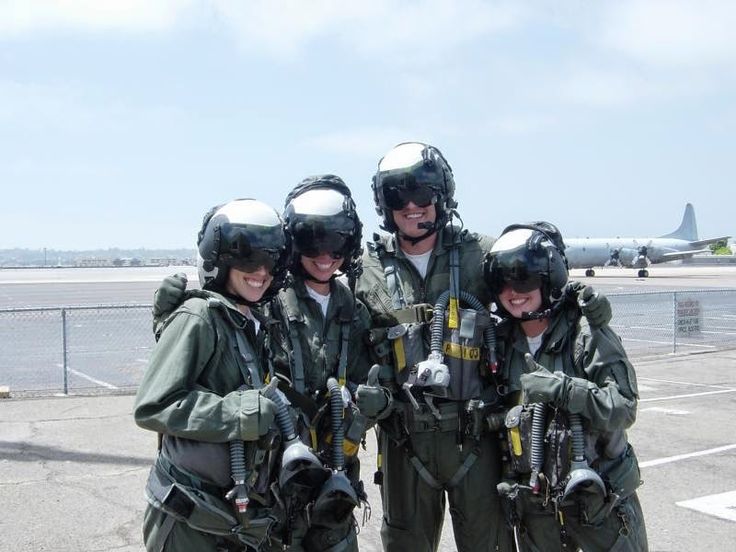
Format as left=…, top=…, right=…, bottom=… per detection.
left=1, top=265, right=736, bottom=551
left=2, top=351, right=735, bottom=551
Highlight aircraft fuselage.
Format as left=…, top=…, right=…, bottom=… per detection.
left=565, top=237, right=699, bottom=269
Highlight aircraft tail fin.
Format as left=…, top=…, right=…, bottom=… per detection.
left=659, top=203, right=698, bottom=241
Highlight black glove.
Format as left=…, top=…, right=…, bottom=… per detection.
left=153, top=273, right=188, bottom=317
left=520, top=354, right=592, bottom=413
left=576, top=284, right=612, bottom=327
left=356, top=364, right=392, bottom=419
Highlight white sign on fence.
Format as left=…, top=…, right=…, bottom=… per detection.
left=676, top=297, right=702, bottom=335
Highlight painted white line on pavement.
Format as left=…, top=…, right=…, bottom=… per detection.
left=621, top=337, right=715, bottom=348
left=638, top=377, right=734, bottom=390
left=640, top=444, right=736, bottom=468
left=677, top=491, right=736, bottom=522
left=68, top=368, right=119, bottom=390
left=640, top=407, right=690, bottom=415
left=640, top=389, right=736, bottom=402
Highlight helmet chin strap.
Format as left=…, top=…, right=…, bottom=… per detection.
left=397, top=220, right=438, bottom=246
left=294, top=262, right=335, bottom=285
left=518, top=300, right=564, bottom=321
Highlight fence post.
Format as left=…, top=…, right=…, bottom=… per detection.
left=672, top=292, right=677, bottom=354
left=62, top=308, right=69, bottom=394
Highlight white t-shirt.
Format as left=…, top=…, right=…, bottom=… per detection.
left=306, top=285, right=331, bottom=317
left=244, top=309, right=261, bottom=334
left=526, top=333, right=544, bottom=356
left=404, top=250, right=432, bottom=279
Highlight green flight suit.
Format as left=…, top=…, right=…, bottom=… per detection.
left=135, top=291, right=281, bottom=552
left=499, top=301, right=648, bottom=551
left=355, top=226, right=512, bottom=552
left=266, top=276, right=373, bottom=551
left=269, top=277, right=373, bottom=395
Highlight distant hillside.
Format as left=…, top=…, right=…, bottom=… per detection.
left=0, top=248, right=196, bottom=267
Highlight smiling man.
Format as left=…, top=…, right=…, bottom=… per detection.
left=354, top=142, right=511, bottom=552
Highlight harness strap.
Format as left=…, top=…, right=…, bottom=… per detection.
left=149, top=513, right=176, bottom=552
left=447, top=450, right=479, bottom=488
left=383, top=257, right=408, bottom=310
left=233, top=327, right=263, bottom=388
left=337, top=305, right=353, bottom=387
left=409, top=455, right=443, bottom=490
left=407, top=445, right=479, bottom=490
left=448, top=233, right=461, bottom=329
left=279, top=288, right=308, bottom=394
left=287, top=320, right=306, bottom=394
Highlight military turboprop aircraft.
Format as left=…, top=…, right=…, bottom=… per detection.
left=564, top=203, right=730, bottom=278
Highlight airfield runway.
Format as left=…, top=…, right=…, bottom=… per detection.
left=2, top=265, right=736, bottom=308
left=1, top=265, right=736, bottom=550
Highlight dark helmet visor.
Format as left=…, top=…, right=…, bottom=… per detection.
left=502, top=273, right=543, bottom=294
left=382, top=180, right=437, bottom=210
left=218, top=223, right=286, bottom=274
left=487, top=253, right=544, bottom=295
left=292, top=221, right=349, bottom=259
left=225, top=248, right=281, bottom=274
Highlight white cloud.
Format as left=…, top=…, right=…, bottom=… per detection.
left=598, top=0, right=736, bottom=68
left=213, top=0, right=528, bottom=61
left=0, top=0, right=196, bottom=35
left=0, top=79, right=187, bottom=135
left=342, top=0, right=526, bottom=58
left=0, top=0, right=527, bottom=64
left=303, top=127, right=417, bottom=156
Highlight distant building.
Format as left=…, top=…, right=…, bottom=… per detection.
left=76, top=258, right=111, bottom=267
left=150, top=257, right=183, bottom=266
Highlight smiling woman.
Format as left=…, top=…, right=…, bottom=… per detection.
left=134, top=198, right=293, bottom=551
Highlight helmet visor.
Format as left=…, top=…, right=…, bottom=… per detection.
left=224, top=248, right=281, bottom=274
left=487, top=254, right=544, bottom=295
left=218, top=223, right=286, bottom=274
left=382, top=180, right=437, bottom=210
left=292, top=222, right=348, bottom=259
left=502, top=274, right=543, bottom=294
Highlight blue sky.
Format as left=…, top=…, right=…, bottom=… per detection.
left=1, top=0, right=734, bottom=250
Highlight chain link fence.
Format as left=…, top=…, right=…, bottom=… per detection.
left=0, top=305, right=153, bottom=396
left=1, top=290, right=735, bottom=395
left=609, top=289, right=736, bottom=358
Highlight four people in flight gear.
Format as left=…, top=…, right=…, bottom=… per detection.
left=138, top=143, right=646, bottom=551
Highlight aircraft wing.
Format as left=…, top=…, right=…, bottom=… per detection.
left=689, top=236, right=731, bottom=249
left=658, top=249, right=713, bottom=262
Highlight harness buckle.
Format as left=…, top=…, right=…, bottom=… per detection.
left=392, top=303, right=434, bottom=325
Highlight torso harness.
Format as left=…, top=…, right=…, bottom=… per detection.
left=376, top=233, right=499, bottom=490
left=278, top=287, right=367, bottom=460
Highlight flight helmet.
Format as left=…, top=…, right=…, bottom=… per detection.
left=283, top=175, right=363, bottom=283
left=372, top=142, right=457, bottom=235
left=197, top=198, right=289, bottom=302
left=482, top=221, right=568, bottom=317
